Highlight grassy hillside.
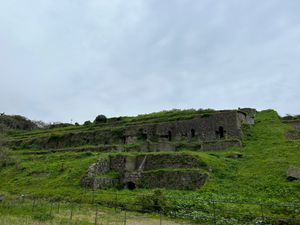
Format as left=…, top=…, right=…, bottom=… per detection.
left=0, top=109, right=300, bottom=223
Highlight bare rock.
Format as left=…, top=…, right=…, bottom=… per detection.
left=287, top=166, right=300, bottom=181
left=88, top=157, right=110, bottom=177
left=227, top=153, right=243, bottom=159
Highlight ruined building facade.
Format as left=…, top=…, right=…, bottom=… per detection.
left=80, top=108, right=256, bottom=190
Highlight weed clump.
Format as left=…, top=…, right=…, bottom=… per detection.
left=0, top=147, right=19, bottom=168
left=137, top=189, right=167, bottom=213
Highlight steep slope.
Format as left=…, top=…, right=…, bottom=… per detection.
left=0, top=109, right=299, bottom=222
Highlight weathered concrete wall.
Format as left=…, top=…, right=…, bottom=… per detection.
left=237, top=110, right=255, bottom=126
left=109, top=155, right=127, bottom=173
left=135, top=154, right=207, bottom=171
left=80, top=175, right=119, bottom=189
left=140, top=170, right=208, bottom=190
left=110, top=153, right=207, bottom=173
left=124, top=111, right=243, bottom=144
left=82, top=154, right=209, bottom=190
left=15, top=129, right=124, bottom=149
left=288, top=121, right=300, bottom=131
left=285, top=120, right=300, bottom=140
left=201, top=140, right=242, bottom=151
left=12, top=109, right=255, bottom=150
left=88, top=157, right=110, bottom=177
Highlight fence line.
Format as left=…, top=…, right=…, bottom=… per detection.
left=0, top=193, right=300, bottom=225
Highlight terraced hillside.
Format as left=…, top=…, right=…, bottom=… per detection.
left=0, top=109, right=300, bottom=224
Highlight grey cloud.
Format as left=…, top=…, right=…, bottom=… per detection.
left=0, top=0, right=300, bottom=123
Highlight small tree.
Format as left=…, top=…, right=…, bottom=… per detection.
left=83, top=120, right=92, bottom=126
left=94, top=115, right=107, bottom=124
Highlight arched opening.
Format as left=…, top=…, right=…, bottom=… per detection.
left=191, top=129, right=195, bottom=138
left=168, top=131, right=172, bottom=141
left=126, top=181, right=136, bottom=190
left=218, top=126, right=224, bottom=138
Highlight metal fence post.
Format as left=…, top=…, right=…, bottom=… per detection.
left=70, top=204, right=73, bottom=220
left=57, top=202, right=60, bottom=213
left=260, top=204, right=265, bottom=222
left=31, top=199, right=36, bottom=212
left=160, top=211, right=162, bottom=225
left=115, top=193, right=118, bottom=212
left=92, top=189, right=95, bottom=204
left=212, top=200, right=217, bottom=225
left=124, top=208, right=127, bottom=225
left=50, top=202, right=53, bottom=216
left=94, top=204, right=99, bottom=225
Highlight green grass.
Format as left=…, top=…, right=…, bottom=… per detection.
left=1, top=109, right=300, bottom=222
left=0, top=200, right=186, bottom=225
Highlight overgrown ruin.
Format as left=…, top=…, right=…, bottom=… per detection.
left=5, top=108, right=257, bottom=190
left=78, top=109, right=256, bottom=190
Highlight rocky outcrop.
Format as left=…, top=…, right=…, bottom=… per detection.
left=287, top=166, right=300, bottom=181
left=88, top=157, right=110, bottom=177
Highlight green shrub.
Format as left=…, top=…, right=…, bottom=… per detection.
left=83, top=120, right=92, bottom=126
left=32, top=212, right=54, bottom=221
left=137, top=189, right=167, bottom=213
left=0, top=147, right=19, bottom=168
left=94, top=115, right=107, bottom=124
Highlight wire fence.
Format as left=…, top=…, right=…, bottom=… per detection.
left=0, top=193, right=299, bottom=225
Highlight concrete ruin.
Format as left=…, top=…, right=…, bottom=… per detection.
left=9, top=108, right=256, bottom=190
left=81, top=153, right=209, bottom=190
left=284, top=120, right=300, bottom=140
left=13, top=109, right=255, bottom=152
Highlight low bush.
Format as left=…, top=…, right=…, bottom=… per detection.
left=137, top=189, right=167, bottom=213
left=0, top=147, right=19, bottom=168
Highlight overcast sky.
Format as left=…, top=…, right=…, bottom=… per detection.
left=1, top=0, right=300, bottom=123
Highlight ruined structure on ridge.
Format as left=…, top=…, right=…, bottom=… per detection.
left=11, top=108, right=255, bottom=152
left=7, top=108, right=256, bottom=190
left=79, top=108, right=256, bottom=190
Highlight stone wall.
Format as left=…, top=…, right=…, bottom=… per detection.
left=135, top=154, right=207, bottom=171
left=285, top=120, right=300, bottom=140
left=88, top=157, right=110, bottom=177
left=109, top=155, right=127, bottom=173
left=82, top=153, right=210, bottom=190
left=124, top=111, right=244, bottom=144
left=11, top=109, right=255, bottom=151
left=288, top=121, right=300, bottom=131
left=140, top=170, right=208, bottom=190
left=201, top=140, right=242, bottom=151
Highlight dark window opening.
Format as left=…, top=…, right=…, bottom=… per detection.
left=140, top=133, right=148, bottom=140
left=168, top=131, right=172, bottom=141
left=138, top=129, right=148, bottom=140
left=126, top=181, right=136, bottom=190
left=218, top=126, right=224, bottom=138
left=191, top=129, right=195, bottom=138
